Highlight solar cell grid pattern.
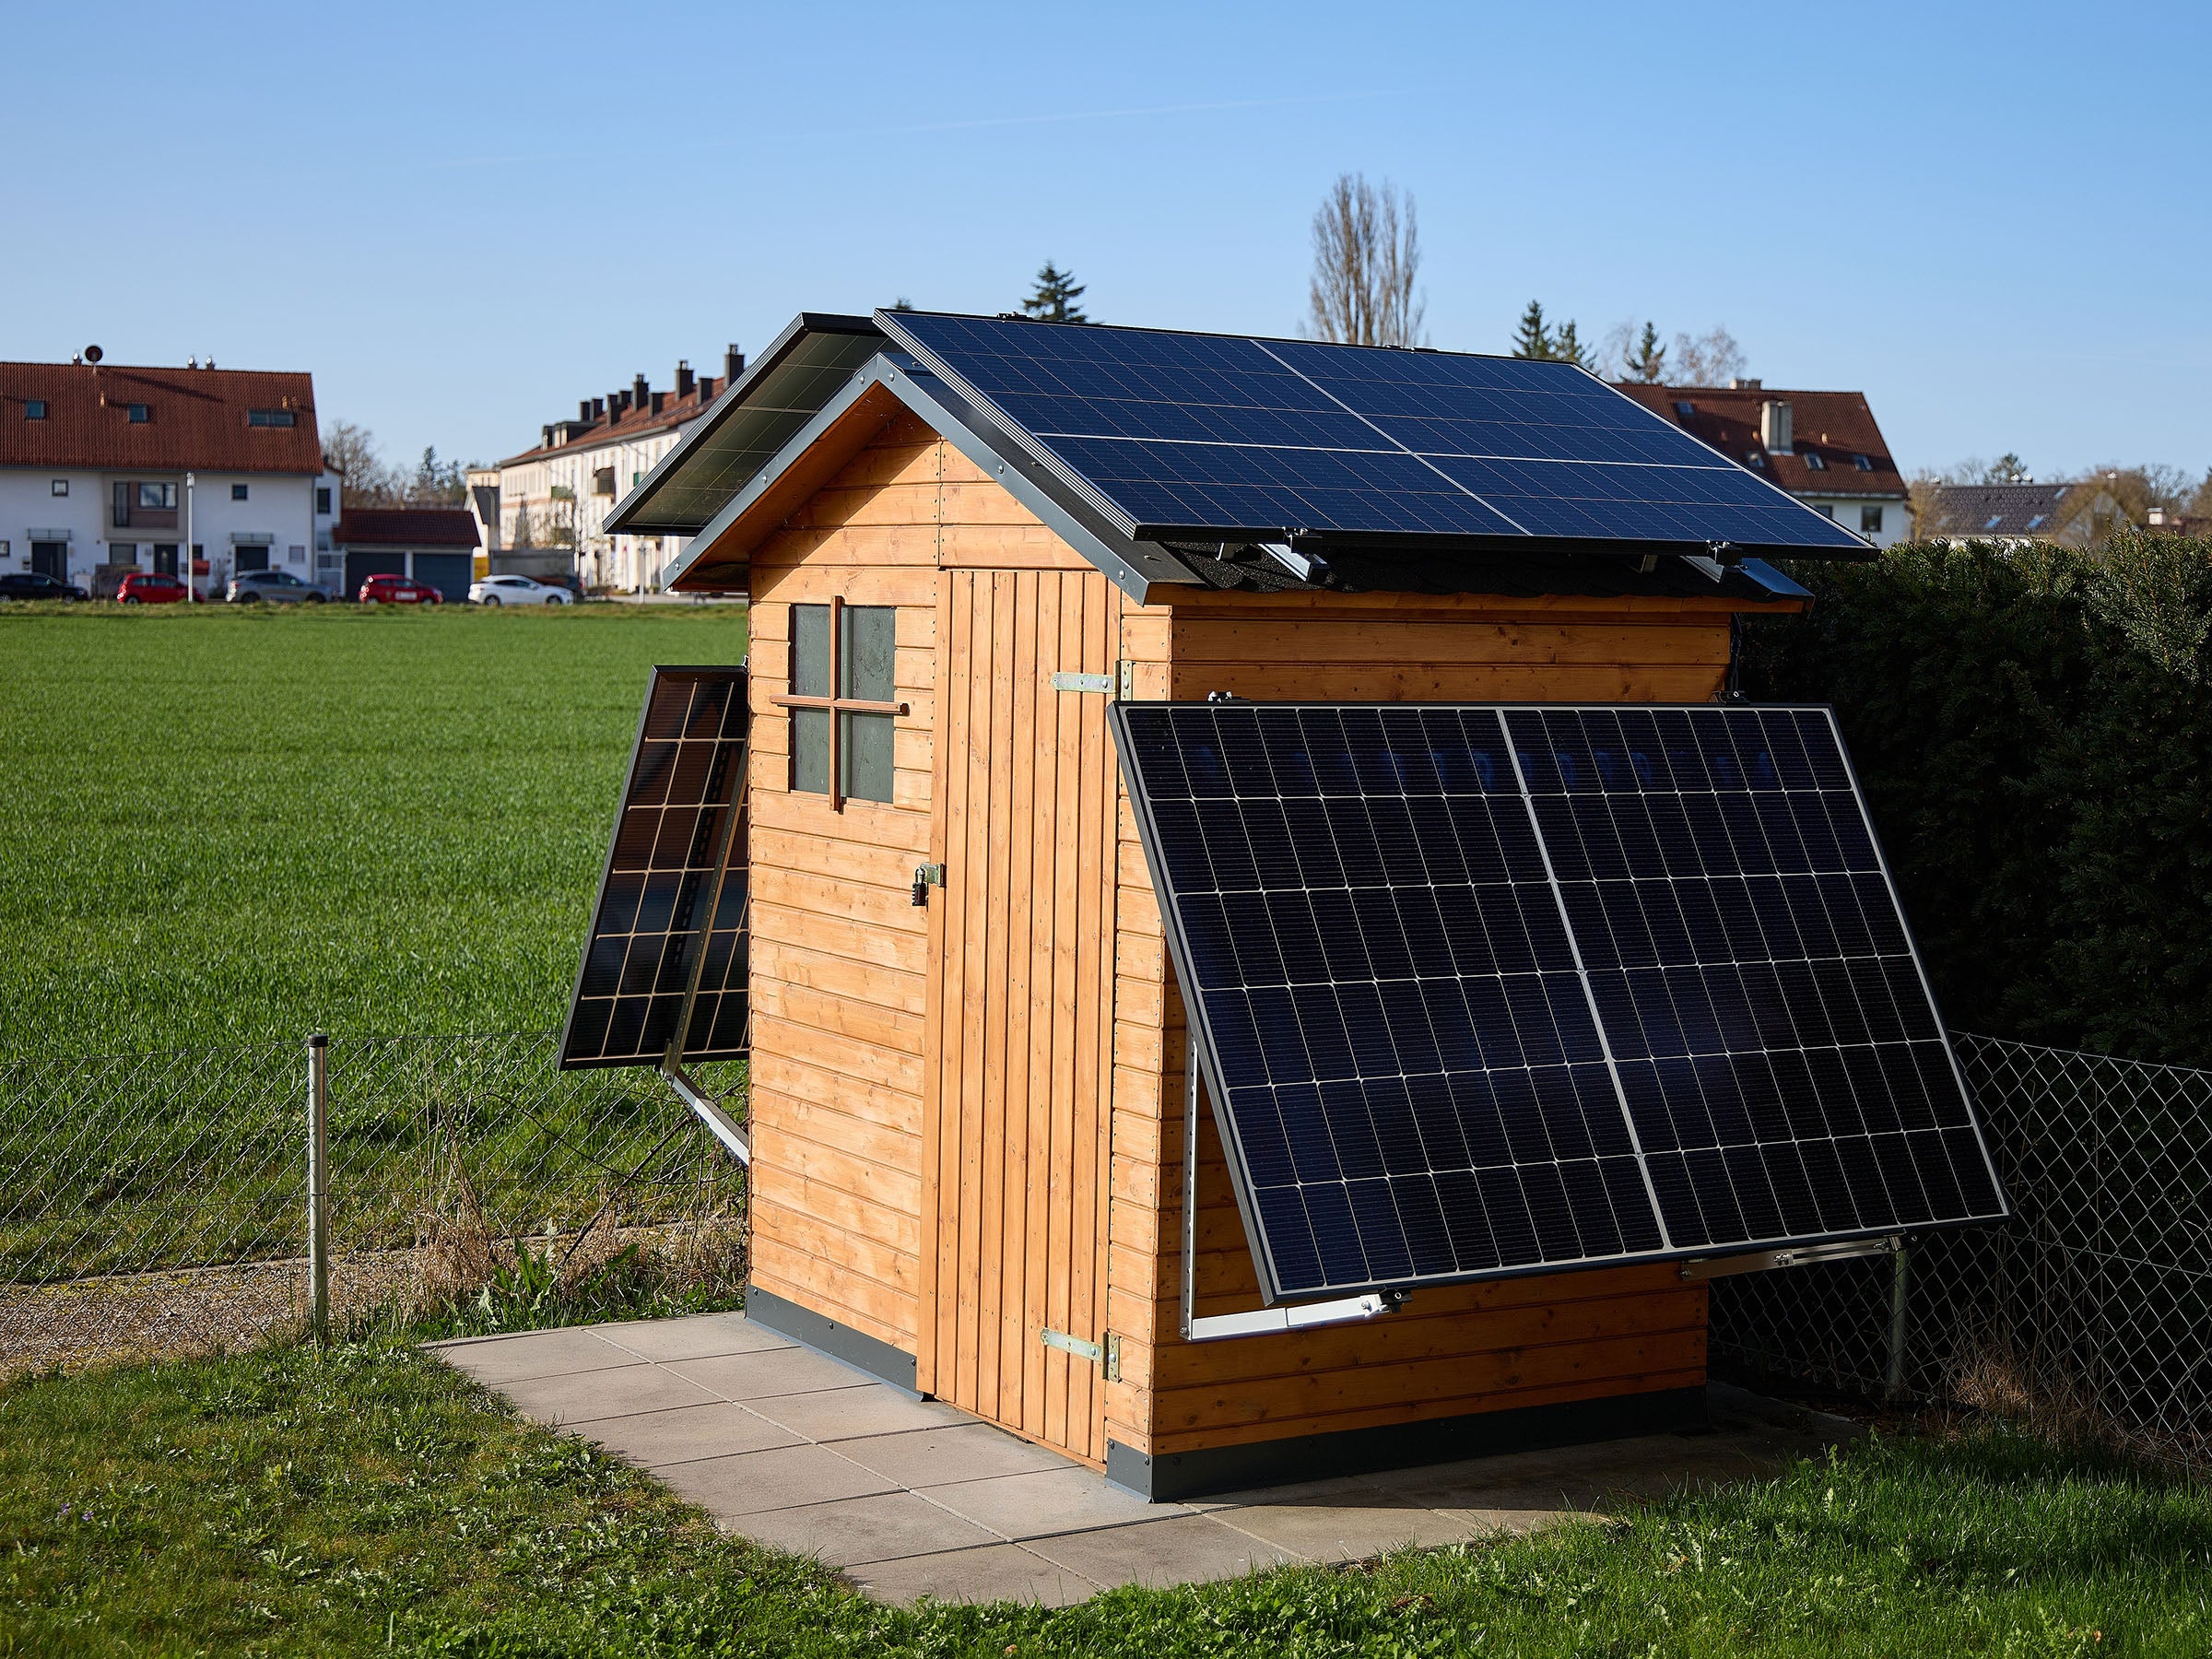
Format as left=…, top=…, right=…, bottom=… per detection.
left=560, top=667, right=749, bottom=1069
left=879, top=312, right=1865, bottom=554
left=1112, top=701, right=2005, bottom=1302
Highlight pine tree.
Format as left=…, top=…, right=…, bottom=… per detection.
left=1020, top=263, right=1089, bottom=324
left=1626, top=322, right=1667, bottom=382
left=1553, top=320, right=1589, bottom=369
left=1511, top=300, right=1554, bottom=359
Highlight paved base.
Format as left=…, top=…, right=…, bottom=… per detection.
left=430, top=1312, right=1850, bottom=1606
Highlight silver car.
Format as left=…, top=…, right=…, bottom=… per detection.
left=227, top=569, right=326, bottom=605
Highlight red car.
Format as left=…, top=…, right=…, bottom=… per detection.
left=115, top=571, right=190, bottom=605
left=359, top=572, right=443, bottom=606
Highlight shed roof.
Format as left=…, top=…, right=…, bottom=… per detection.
left=0, top=360, right=323, bottom=475
left=331, top=508, right=481, bottom=549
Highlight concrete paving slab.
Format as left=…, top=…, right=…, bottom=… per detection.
left=590, top=1313, right=796, bottom=1364
left=834, top=1422, right=1076, bottom=1488
left=436, top=1327, right=637, bottom=1386
left=844, top=1542, right=1100, bottom=1609
left=583, top=1401, right=802, bottom=1468
left=1206, top=1496, right=1475, bottom=1563
left=654, top=1442, right=899, bottom=1518
left=926, top=1465, right=1185, bottom=1541
left=666, top=1346, right=878, bottom=1402
left=744, top=1383, right=973, bottom=1443
left=499, top=1363, right=718, bottom=1427
left=1025, top=1512, right=1297, bottom=1588
left=737, top=1490, right=1002, bottom=1568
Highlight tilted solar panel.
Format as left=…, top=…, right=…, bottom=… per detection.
left=559, top=666, right=749, bottom=1070
left=1112, top=701, right=2006, bottom=1304
left=877, top=312, right=1867, bottom=557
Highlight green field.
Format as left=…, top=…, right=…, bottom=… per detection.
left=0, top=604, right=747, bottom=1059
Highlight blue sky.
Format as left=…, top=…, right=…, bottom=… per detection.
left=8, top=1, right=2206, bottom=484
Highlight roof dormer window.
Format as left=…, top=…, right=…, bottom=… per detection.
left=1852, top=453, right=1874, bottom=471
left=1672, top=401, right=1695, bottom=419
left=1804, top=452, right=1827, bottom=471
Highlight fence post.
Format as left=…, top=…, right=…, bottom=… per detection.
left=307, top=1033, right=330, bottom=1344
left=1884, top=1241, right=1911, bottom=1400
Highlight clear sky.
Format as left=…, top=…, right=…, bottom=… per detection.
left=8, top=1, right=2206, bottom=485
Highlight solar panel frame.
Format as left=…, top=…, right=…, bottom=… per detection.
left=559, top=665, right=750, bottom=1071
left=1112, top=700, right=2006, bottom=1306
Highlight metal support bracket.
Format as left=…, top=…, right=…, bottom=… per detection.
left=664, top=1063, right=750, bottom=1164
left=1051, top=670, right=1115, bottom=695
left=1181, top=1057, right=1410, bottom=1342
left=1677, top=1233, right=1900, bottom=1281
left=1040, top=1326, right=1102, bottom=1363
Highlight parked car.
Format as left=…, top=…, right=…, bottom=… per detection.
left=468, top=574, right=571, bottom=607
left=359, top=572, right=442, bottom=606
left=0, top=571, right=88, bottom=602
left=115, top=571, right=190, bottom=605
left=228, top=569, right=325, bottom=605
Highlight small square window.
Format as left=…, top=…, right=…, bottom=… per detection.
left=1818, top=503, right=1835, bottom=518
left=1803, top=453, right=1827, bottom=471
left=125, top=403, right=149, bottom=423
left=51, top=479, right=67, bottom=497
left=786, top=602, right=897, bottom=806
left=1852, top=453, right=1874, bottom=471
left=231, top=483, right=249, bottom=501
left=25, top=400, right=46, bottom=420
left=138, top=482, right=177, bottom=509
left=1861, top=506, right=1885, bottom=535
left=1672, top=401, right=1695, bottom=419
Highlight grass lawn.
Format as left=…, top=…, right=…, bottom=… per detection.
left=4, top=1342, right=2207, bottom=1657
left=0, top=603, right=747, bottom=1059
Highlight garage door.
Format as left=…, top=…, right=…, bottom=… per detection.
left=410, top=554, right=474, bottom=602
left=344, top=552, right=405, bottom=594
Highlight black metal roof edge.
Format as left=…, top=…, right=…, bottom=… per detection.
left=605, top=312, right=881, bottom=535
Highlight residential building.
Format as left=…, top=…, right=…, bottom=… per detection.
left=1613, top=379, right=1911, bottom=547
left=1922, top=481, right=2128, bottom=549
left=492, top=347, right=741, bottom=593
left=330, top=507, right=480, bottom=600
left=1, top=351, right=339, bottom=596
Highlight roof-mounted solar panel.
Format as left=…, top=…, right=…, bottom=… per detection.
left=560, top=665, right=749, bottom=1069
left=877, top=312, right=1870, bottom=558
left=1112, top=700, right=2006, bottom=1304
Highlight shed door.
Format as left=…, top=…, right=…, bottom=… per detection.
left=921, top=568, right=1119, bottom=1462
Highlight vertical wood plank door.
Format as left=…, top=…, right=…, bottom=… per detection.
left=920, top=566, right=1118, bottom=1463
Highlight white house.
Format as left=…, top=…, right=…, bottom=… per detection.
left=492, top=348, right=742, bottom=593
left=0, top=351, right=339, bottom=596
left=1614, top=380, right=1913, bottom=547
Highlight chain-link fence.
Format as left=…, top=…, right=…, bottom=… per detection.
left=0, top=1033, right=747, bottom=1378
left=1712, top=1031, right=2212, bottom=1470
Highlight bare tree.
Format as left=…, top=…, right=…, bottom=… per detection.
left=322, top=419, right=399, bottom=506
left=1305, top=173, right=1427, bottom=347
left=1670, top=326, right=1747, bottom=386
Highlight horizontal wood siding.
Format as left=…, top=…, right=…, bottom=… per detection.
left=744, top=416, right=939, bottom=1354
left=1107, top=590, right=1743, bottom=1457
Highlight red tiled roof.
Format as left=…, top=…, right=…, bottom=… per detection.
left=1612, top=383, right=1907, bottom=500
left=0, top=361, right=322, bottom=474
left=331, top=508, right=481, bottom=549
left=495, top=377, right=727, bottom=467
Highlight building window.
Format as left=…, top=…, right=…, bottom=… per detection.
left=632, top=471, right=643, bottom=486
left=247, top=408, right=296, bottom=428
left=25, top=400, right=46, bottom=420
left=139, top=482, right=178, bottom=509
left=1803, top=452, right=1827, bottom=471
left=1852, top=454, right=1874, bottom=471
left=2026, top=514, right=2048, bottom=531
left=125, top=403, right=149, bottom=423
left=231, top=483, right=249, bottom=501
left=775, top=600, right=901, bottom=807
left=594, top=466, right=616, bottom=497
left=1862, top=506, right=1885, bottom=535
left=113, top=543, right=139, bottom=563
left=1672, top=401, right=1695, bottom=419
left=315, top=487, right=332, bottom=514
left=1818, top=503, right=1836, bottom=518
left=51, top=479, right=67, bottom=497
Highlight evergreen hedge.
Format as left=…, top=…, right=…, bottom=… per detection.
left=1742, top=534, right=2212, bottom=1066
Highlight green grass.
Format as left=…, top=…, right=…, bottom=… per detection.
left=5, top=1340, right=2208, bottom=1656
left=0, top=603, right=747, bottom=1059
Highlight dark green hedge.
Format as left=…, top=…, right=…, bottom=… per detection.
left=1742, top=535, right=2212, bottom=1065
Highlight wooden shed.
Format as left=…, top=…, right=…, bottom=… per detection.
left=595, top=312, right=1980, bottom=1499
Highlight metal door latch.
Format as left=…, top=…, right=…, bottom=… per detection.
left=911, top=863, right=945, bottom=906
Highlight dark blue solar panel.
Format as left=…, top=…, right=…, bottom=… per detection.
left=1113, top=700, right=2005, bottom=1303
left=879, top=312, right=1867, bottom=554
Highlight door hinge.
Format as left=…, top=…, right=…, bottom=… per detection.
left=1119, top=658, right=1135, bottom=700
left=1040, top=1326, right=1103, bottom=1365
left=1103, top=1331, right=1122, bottom=1382
left=1051, top=670, right=1114, bottom=695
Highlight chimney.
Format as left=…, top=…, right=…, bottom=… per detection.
left=1759, top=399, right=1793, bottom=453
left=610, top=388, right=627, bottom=418
left=633, top=372, right=649, bottom=411
left=593, top=396, right=606, bottom=420
left=542, top=424, right=556, bottom=449
left=651, top=391, right=665, bottom=415
left=675, top=359, right=694, bottom=399
left=579, top=399, right=594, bottom=423
left=725, top=344, right=745, bottom=382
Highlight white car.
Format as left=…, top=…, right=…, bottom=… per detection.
left=469, top=574, right=572, bottom=607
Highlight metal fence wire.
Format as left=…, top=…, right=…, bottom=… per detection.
left=1711, top=1032, right=2212, bottom=1470
left=0, top=1033, right=747, bottom=1377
